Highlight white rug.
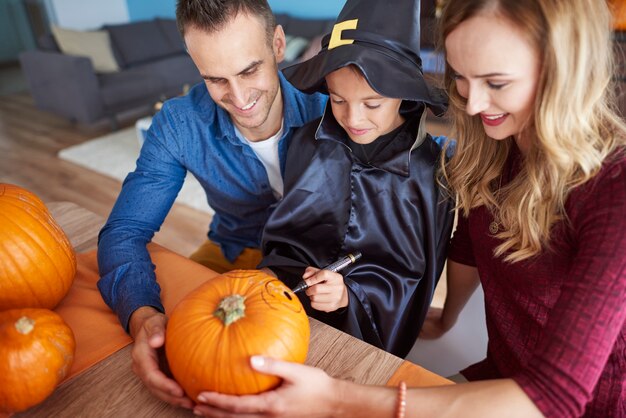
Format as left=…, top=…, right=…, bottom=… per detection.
left=58, top=127, right=213, bottom=214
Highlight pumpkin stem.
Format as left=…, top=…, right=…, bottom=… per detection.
left=15, top=316, right=35, bottom=335
left=214, top=295, right=246, bottom=326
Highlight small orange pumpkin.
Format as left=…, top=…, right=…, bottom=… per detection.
left=0, top=308, right=76, bottom=413
left=0, top=184, right=76, bottom=310
left=165, top=270, right=310, bottom=399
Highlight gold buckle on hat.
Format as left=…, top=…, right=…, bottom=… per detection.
left=328, top=19, right=359, bottom=50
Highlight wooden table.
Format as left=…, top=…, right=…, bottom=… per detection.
left=17, top=202, right=450, bottom=417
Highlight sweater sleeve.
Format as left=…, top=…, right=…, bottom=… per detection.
left=447, top=211, right=477, bottom=267
left=513, top=158, right=626, bottom=417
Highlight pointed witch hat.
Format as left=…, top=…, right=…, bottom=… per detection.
left=282, top=0, right=447, bottom=116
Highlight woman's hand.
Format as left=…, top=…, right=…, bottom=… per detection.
left=302, top=266, right=349, bottom=312
left=193, top=356, right=343, bottom=417
left=419, top=306, right=455, bottom=339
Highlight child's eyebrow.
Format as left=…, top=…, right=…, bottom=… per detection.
left=327, top=88, right=384, bottom=100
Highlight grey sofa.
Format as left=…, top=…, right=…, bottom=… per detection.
left=19, top=15, right=333, bottom=127
left=19, top=18, right=199, bottom=126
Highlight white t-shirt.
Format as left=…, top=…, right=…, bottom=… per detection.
left=235, top=122, right=284, bottom=199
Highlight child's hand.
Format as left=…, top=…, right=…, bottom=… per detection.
left=301, top=266, right=349, bottom=312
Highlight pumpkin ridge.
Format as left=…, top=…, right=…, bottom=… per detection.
left=215, top=316, right=234, bottom=394
left=0, top=186, right=76, bottom=310
left=8, top=243, right=50, bottom=307
left=7, top=213, right=71, bottom=297
left=0, top=243, right=23, bottom=289
left=257, top=309, right=301, bottom=360
left=232, top=317, right=265, bottom=394
left=32, top=210, right=76, bottom=276
left=0, top=246, right=46, bottom=307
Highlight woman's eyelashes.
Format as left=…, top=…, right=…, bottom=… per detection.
left=487, top=81, right=507, bottom=90
left=452, top=72, right=508, bottom=90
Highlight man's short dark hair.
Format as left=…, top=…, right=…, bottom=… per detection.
left=176, top=0, right=276, bottom=44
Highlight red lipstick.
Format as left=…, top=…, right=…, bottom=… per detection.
left=480, top=113, right=508, bottom=126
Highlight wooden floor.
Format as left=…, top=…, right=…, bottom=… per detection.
left=0, top=92, right=210, bottom=257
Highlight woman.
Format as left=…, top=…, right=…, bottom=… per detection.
left=193, top=0, right=626, bottom=416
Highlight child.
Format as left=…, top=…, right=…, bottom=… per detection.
left=259, top=0, right=454, bottom=358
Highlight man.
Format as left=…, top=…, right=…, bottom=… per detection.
left=96, top=0, right=326, bottom=409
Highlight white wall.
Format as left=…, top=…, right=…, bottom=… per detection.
left=407, top=286, right=488, bottom=378
left=49, top=0, right=129, bottom=30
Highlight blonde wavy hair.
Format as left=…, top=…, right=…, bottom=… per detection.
left=439, top=0, right=626, bottom=262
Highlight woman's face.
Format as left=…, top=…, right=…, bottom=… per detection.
left=445, top=13, right=541, bottom=148
left=325, top=66, right=404, bottom=145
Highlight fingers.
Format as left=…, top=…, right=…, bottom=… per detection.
left=249, top=356, right=312, bottom=382
left=131, top=314, right=193, bottom=409
left=302, top=266, right=320, bottom=280
left=131, top=343, right=193, bottom=408
left=148, top=383, right=194, bottom=410
left=194, top=392, right=275, bottom=417
left=303, top=269, right=341, bottom=289
left=303, top=270, right=348, bottom=311
left=418, top=308, right=447, bottom=340
left=143, top=314, right=167, bottom=348
left=425, top=306, right=444, bottom=319
left=194, top=357, right=326, bottom=417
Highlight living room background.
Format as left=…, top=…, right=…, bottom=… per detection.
left=51, top=0, right=343, bottom=30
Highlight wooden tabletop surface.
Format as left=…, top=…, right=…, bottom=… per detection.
left=16, top=202, right=450, bottom=418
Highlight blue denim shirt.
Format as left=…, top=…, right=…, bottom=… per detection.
left=97, top=72, right=327, bottom=330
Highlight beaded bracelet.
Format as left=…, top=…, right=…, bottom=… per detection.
left=395, top=381, right=407, bottom=418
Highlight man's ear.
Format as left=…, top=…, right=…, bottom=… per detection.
left=273, top=24, right=286, bottom=63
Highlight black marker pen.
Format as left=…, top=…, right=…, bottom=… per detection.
left=292, top=251, right=362, bottom=294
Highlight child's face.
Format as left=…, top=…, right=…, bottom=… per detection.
left=325, top=66, right=404, bottom=144
left=445, top=12, right=540, bottom=148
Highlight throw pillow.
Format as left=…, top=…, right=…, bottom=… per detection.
left=51, top=25, right=120, bottom=73
left=284, top=35, right=311, bottom=63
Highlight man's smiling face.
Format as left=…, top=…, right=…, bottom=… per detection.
left=185, top=12, right=285, bottom=141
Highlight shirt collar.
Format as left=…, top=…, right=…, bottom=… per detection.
left=315, top=102, right=428, bottom=176
left=215, top=72, right=305, bottom=144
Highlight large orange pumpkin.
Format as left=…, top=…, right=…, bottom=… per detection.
left=0, top=184, right=76, bottom=310
left=165, top=270, right=310, bottom=399
left=0, top=308, right=76, bottom=413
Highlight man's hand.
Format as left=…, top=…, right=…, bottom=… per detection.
left=128, top=306, right=193, bottom=409
left=301, top=267, right=349, bottom=312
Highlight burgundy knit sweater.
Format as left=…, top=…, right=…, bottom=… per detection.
left=448, top=150, right=626, bottom=417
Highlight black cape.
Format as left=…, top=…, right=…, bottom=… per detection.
left=260, top=104, right=454, bottom=357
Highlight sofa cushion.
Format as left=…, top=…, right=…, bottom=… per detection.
left=284, top=35, right=310, bottom=62
left=156, top=18, right=186, bottom=55
left=131, top=55, right=202, bottom=92
left=37, top=33, right=60, bottom=52
left=105, top=20, right=173, bottom=68
left=51, top=25, right=120, bottom=73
